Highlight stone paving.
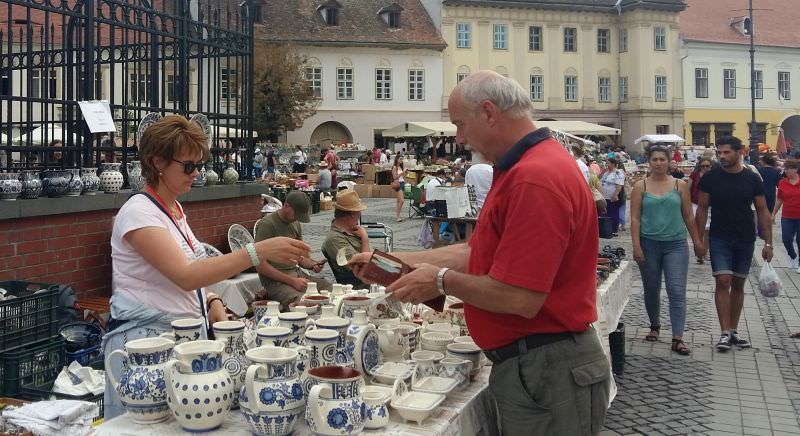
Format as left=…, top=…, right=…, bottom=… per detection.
left=298, top=197, right=800, bottom=436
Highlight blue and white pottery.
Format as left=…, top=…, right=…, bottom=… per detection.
left=99, top=162, right=124, bottom=193
left=105, top=336, right=175, bottom=423
left=438, top=357, right=473, bottom=390
left=0, top=173, right=22, bottom=201
left=362, top=389, right=390, bottom=429
left=339, top=296, right=371, bottom=320
left=159, top=318, right=204, bottom=344
left=80, top=167, right=100, bottom=195
left=41, top=170, right=71, bottom=198
left=213, top=320, right=249, bottom=409
left=165, top=340, right=234, bottom=432
left=19, top=170, right=42, bottom=199
left=64, top=168, right=83, bottom=196
left=346, top=310, right=380, bottom=378
left=305, top=316, right=351, bottom=366
left=256, top=326, right=293, bottom=348
left=278, top=311, right=309, bottom=347
left=256, top=301, right=281, bottom=328
left=192, top=165, right=206, bottom=187
left=305, top=366, right=366, bottom=436
left=127, top=160, right=146, bottom=191
left=411, top=350, right=443, bottom=378
left=240, top=346, right=306, bottom=436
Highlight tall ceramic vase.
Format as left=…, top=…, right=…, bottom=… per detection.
left=80, top=168, right=100, bottom=195
left=213, top=321, right=249, bottom=409
left=222, top=162, right=239, bottom=184
left=99, top=162, right=124, bottom=193
left=205, top=167, right=219, bottom=186
left=64, top=168, right=83, bottom=197
left=0, top=173, right=22, bottom=201
left=127, top=160, right=146, bottom=191
left=19, top=170, right=42, bottom=199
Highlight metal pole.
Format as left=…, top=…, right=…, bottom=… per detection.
left=748, top=0, right=759, bottom=163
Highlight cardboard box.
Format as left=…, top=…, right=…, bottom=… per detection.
left=362, top=164, right=377, bottom=183
left=379, top=185, right=397, bottom=198
left=354, top=183, right=373, bottom=198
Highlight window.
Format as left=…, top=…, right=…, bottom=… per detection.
left=94, top=68, right=104, bottom=99
left=715, top=123, right=734, bottom=139
left=598, top=77, right=611, bottom=102
left=388, top=12, right=400, bottom=28
left=723, top=69, right=736, bottom=99
left=31, top=70, right=57, bottom=99
left=619, top=77, right=628, bottom=102
left=336, top=67, right=353, bottom=100
left=564, top=75, right=577, bottom=101
left=754, top=70, right=763, bottom=99
left=619, top=29, right=628, bottom=52
left=129, top=72, right=151, bottom=102
left=564, top=27, right=577, bottom=52
left=166, top=74, right=177, bottom=102
left=456, top=23, right=471, bottom=48
left=0, top=73, right=9, bottom=96
left=779, top=71, right=791, bottom=100
left=305, top=67, right=322, bottom=98
left=530, top=75, right=544, bottom=101
left=691, top=123, right=711, bottom=145
left=655, top=75, right=667, bottom=102
left=597, top=29, right=610, bottom=53
left=457, top=72, right=469, bottom=84
left=656, top=125, right=670, bottom=134
left=221, top=68, right=238, bottom=99
left=695, top=68, right=708, bottom=98
left=528, top=26, right=542, bottom=51
left=408, top=69, right=424, bottom=101
left=324, top=7, right=338, bottom=25
left=376, top=68, right=392, bottom=100
left=748, top=122, right=768, bottom=143
left=493, top=24, right=507, bottom=50
left=654, top=26, right=666, bottom=50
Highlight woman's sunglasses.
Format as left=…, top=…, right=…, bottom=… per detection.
left=700, top=164, right=711, bottom=168
left=172, top=159, right=205, bottom=175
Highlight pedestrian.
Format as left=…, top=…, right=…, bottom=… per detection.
left=573, top=145, right=590, bottom=183
left=317, top=161, right=332, bottom=190
left=772, top=159, right=800, bottom=271
left=265, top=146, right=277, bottom=174
left=589, top=158, right=602, bottom=176
left=688, top=157, right=713, bottom=263
left=253, top=148, right=263, bottom=178
left=630, top=145, right=705, bottom=355
left=348, top=70, right=611, bottom=434
left=292, top=145, right=307, bottom=173
left=758, top=153, right=781, bottom=213
left=391, top=154, right=405, bottom=222
left=324, top=148, right=339, bottom=186
left=695, top=136, right=773, bottom=352
left=601, top=158, right=625, bottom=236
left=669, top=160, right=684, bottom=179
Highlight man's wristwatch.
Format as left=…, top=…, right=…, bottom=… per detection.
left=765, top=243, right=773, bottom=248
left=436, top=267, right=450, bottom=296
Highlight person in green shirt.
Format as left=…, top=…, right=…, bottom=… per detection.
left=322, top=189, right=371, bottom=288
left=255, top=191, right=331, bottom=309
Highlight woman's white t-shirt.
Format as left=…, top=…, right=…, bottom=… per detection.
left=111, top=195, right=207, bottom=318
left=600, top=169, right=625, bottom=200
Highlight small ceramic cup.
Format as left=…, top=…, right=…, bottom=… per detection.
left=256, top=326, right=293, bottom=347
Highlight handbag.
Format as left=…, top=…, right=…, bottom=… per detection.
left=390, top=180, right=400, bottom=190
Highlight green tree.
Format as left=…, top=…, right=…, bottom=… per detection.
left=252, top=43, right=320, bottom=141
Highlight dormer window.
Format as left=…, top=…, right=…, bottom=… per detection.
left=730, top=16, right=752, bottom=36
left=318, top=0, right=341, bottom=26
left=378, top=3, right=403, bottom=29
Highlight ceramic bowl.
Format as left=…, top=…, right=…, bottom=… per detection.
left=445, top=342, right=483, bottom=378
left=371, top=317, right=402, bottom=327
left=454, top=335, right=475, bottom=345
left=411, top=350, right=444, bottom=363
left=425, top=323, right=460, bottom=337
left=289, top=301, right=320, bottom=316
left=420, top=332, right=454, bottom=348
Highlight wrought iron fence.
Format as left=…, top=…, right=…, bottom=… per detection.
left=0, top=0, right=255, bottom=183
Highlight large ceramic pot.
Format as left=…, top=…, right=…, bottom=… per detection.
left=213, top=321, right=249, bottom=409
left=105, top=337, right=175, bottom=423
left=99, top=162, right=124, bottom=193
left=165, top=340, right=234, bottom=432
left=240, top=347, right=306, bottom=436
left=0, top=173, right=22, bottom=201
left=64, top=168, right=83, bottom=197
left=346, top=311, right=380, bottom=379
left=305, top=366, right=366, bottom=436
left=19, top=170, right=42, bottom=199
left=41, top=170, right=72, bottom=198
left=192, top=165, right=207, bottom=187
left=222, top=162, right=239, bottom=185
left=205, top=167, right=219, bottom=186
left=127, top=160, right=146, bottom=191
left=80, top=168, right=100, bottom=195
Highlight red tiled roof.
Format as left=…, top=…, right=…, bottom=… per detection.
left=680, top=0, right=800, bottom=49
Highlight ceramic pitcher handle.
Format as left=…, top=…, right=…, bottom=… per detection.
left=245, top=363, right=266, bottom=412
left=307, top=383, right=329, bottom=428
left=105, top=349, right=128, bottom=391
left=305, top=319, right=317, bottom=332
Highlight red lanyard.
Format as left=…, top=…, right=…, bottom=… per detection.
left=146, top=186, right=196, bottom=253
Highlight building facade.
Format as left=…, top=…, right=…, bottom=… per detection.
left=680, top=0, right=800, bottom=148
left=259, top=0, right=446, bottom=147
left=423, top=0, right=686, bottom=147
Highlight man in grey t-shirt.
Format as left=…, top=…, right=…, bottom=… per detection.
left=317, top=162, right=332, bottom=190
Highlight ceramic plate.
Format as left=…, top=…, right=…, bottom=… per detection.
left=360, top=329, right=381, bottom=377
left=227, top=224, right=254, bottom=252
left=371, top=361, right=416, bottom=384
left=201, top=242, right=223, bottom=259
left=189, top=113, right=211, bottom=138
left=136, top=113, right=162, bottom=143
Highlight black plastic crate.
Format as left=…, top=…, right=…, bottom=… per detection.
left=0, top=337, right=66, bottom=396
left=0, top=281, right=60, bottom=353
left=20, top=360, right=104, bottom=423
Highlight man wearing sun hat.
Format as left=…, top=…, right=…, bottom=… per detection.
left=321, top=189, right=371, bottom=287
left=255, top=190, right=331, bottom=309
left=317, top=161, right=332, bottom=190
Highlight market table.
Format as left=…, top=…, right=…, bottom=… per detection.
left=425, top=216, right=478, bottom=246
left=93, top=367, right=499, bottom=436
left=595, top=261, right=633, bottom=340
left=206, top=273, right=263, bottom=317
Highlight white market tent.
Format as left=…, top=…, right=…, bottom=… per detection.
left=634, top=134, right=685, bottom=144
left=13, top=125, right=79, bottom=145
left=382, top=122, right=456, bottom=138
left=211, top=125, right=258, bottom=139
left=536, top=120, right=620, bottom=136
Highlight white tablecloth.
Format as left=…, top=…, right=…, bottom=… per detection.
left=595, top=261, right=633, bottom=338
left=206, top=273, right=263, bottom=317
left=93, top=367, right=498, bottom=436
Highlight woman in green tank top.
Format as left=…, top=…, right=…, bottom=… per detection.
left=630, top=145, right=705, bottom=355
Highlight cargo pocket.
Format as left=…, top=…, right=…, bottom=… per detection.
left=570, top=358, right=611, bottom=435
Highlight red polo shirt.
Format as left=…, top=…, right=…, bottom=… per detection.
left=778, top=178, right=800, bottom=219
left=465, top=128, right=599, bottom=350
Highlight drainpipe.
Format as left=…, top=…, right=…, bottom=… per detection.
left=615, top=1, right=623, bottom=147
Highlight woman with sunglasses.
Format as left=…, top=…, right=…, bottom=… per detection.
left=773, top=159, right=800, bottom=272
left=688, top=157, right=713, bottom=263
left=103, top=115, right=310, bottom=419
left=631, top=145, right=704, bottom=355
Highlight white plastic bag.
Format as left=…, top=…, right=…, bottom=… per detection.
left=758, top=262, right=782, bottom=297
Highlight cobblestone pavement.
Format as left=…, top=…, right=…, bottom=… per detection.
left=299, top=198, right=800, bottom=436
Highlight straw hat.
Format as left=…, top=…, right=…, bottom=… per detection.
left=333, top=189, right=367, bottom=212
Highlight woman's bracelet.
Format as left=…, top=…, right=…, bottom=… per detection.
left=245, top=242, right=261, bottom=267
left=207, top=297, right=225, bottom=309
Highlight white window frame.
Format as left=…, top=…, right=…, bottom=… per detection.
left=564, top=75, right=577, bottom=101
left=528, top=26, right=542, bottom=51
left=723, top=69, right=736, bottom=99
left=619, top=29, right=628, bottom=53
left=408, top=69, right=424, bottom=101
left=166, top=74, right=177, bottom=102
left=336, top=67, right=353, bottom=100
left=529, top=75, right=544, bottom=102
left=598, top=77, right=611, bottom=102
left=376, top=68, right=392, bottom=100
left=754, top=70, right=763, bottom=99
left=305, top=66, right=322, bottom=99
left=695, top=68, right=708, bottom=98
left=779, top=71, right=791, bottom=100
left=655, top=75, right=667, bottom=102
left=456, top=23, right=471, bottom=48
left=221, top=68, right=238, bottom=100
left=619, top=77, right=628, bottom=102
left=493, top=24, right=508, bottom=50
left=457, top=72, right=469, bottom=84
left=564, top=27, right=577, bottom=52
left=129, top=72, right=151, bottom=102
left=597, top=29, right=610, bottom=53
left=32, top=69, right=58, bottom=99
left=654, top=27, right=666, bottom=51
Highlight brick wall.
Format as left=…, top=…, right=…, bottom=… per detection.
left=0, top=195, right=262, bottom=300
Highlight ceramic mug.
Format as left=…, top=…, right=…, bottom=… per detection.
left=438, top=357, right=474, bottom=390
left=160, top=318, right=205, bottom=344
left=411, top=350, right=444, bottom=378
left=256, top=326, right=293, bottom=347
left=278, top=311, right=309, bottom=346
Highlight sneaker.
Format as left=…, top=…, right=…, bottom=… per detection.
left=792, top=258, right=799, bottom=269
left=716, top=334, right=731, bottom=352
left=730, top=331, right=751, bottom=349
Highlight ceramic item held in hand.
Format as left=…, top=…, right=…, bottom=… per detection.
left=438, top=357, right=473, bottom=390
left=205, top=167, right=219, bottom=186
left=240, top=346, right=306, bottom=436
left=164, top=340, right=234, bottom=432
left=0, top=173, right=22, bottom=201
left=41, top=170, right=71, bottom=198
left=346, top=310, right=380, bottom=378
left=127, top=160, right=146, bottom=191
left=362, top=387, right=390, bottom=429
left=159, top=318, right=204, bottom=344
left=256, top=326, right=293, bottom=348
left=99, top=162, right=124, bottom=193
left=80, top=168, right=100, bottom=195
left=106, top=336, right=175, bottom=423
left=19, top=170, right=42, bottom=199
left=223, top=162, right=239, bottom=184
left=445, top=342, right=483, bottom=378
left=305, top=366, right=366, bottom=436
left=255, top=301, right=280, bottom=327
left=213, top=320, right=249, bottom=408
left=228, top=223, right=255, bottom=253
left=64, top=168, right=83, bottom=196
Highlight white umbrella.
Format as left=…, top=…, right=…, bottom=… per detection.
left=13, top=125, right=79, bottom=145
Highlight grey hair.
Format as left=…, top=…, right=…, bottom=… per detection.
left=457, top=71, right=534, bottom=119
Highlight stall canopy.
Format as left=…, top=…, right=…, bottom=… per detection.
left=211, top=125, right=257, bottom=139
left=382, top=122, right=456, bottom=138
left=536, top=121, right=620, bottom=136
left=13, top=125, right=79, bottom=145
left=634, top=134, right=685, bottom=144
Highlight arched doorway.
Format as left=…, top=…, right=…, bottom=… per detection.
left=781, top=115, right=800, bottom=154
left=310, top=122, right=352, bottom=146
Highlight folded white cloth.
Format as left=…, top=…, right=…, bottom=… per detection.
left=3, top=400, right=98, bottom=436
left=53, top=361, right=105, bottom=396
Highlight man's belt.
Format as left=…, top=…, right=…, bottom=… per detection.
left=484, top=332, right=575, bottom=365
